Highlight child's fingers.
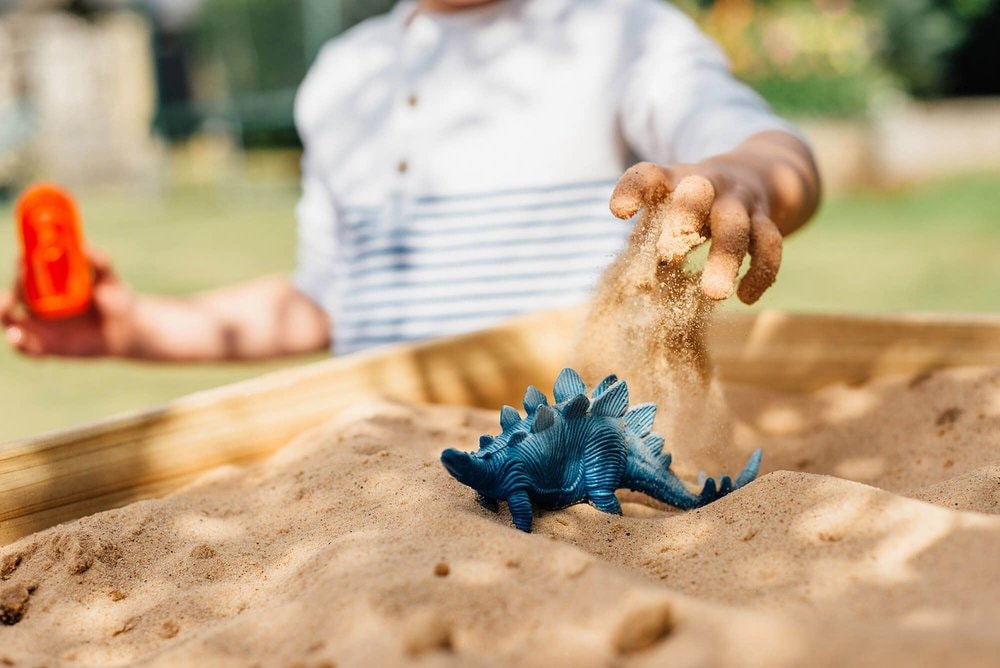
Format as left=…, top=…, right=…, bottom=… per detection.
left=610, top=162, right=675, bottom=220
left=1, top=270, right=32, bottom=349
left=701, top=197, right=751, bottom=301
left=0, top=290, right=18, bottom=328
left=4, top=322, right=26, bottom=351
left=5, top=319, right=45, bottom=356
left=656, top=175, right=713, bottom=262
left=737, top=214, right=783, bottom=305
left=1, top=279, right=27, bottom=329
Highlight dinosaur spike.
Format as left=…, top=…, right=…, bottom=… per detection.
left=717, top=476, right=734, bottom=496
left=533, top=419, right=565, bottom=457
left=522, top=385, right=547, bottom=414
left=479, top=435, right=494, bottom=450
left=561, top=394, right=590, bottom=420
left=699, top=477, right=718, bottom=504
left=500, top=405, right=521, bottom=431
left=734, top=449, right=763, bottom=488
left=553, top=368, right=586, bottom=403
left=591, top=380, right=629, bottom=417
left=624, top=403, right=656, bottom=436
left=507, top=431, right=529, bottom=447
left=532, top=405, right=556, bottom=433
left=591, top=374, right=618, bottom=398
left=643, top=434, right=666, bottom=460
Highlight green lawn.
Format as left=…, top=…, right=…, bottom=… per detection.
left=1, top=172, right=998, bottom=443
left=747, top=173, right=1000, bottom=313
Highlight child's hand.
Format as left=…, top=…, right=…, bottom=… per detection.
left=1, top=248, right=137, bottom=357
left=610, top=160, right=783, bottom=305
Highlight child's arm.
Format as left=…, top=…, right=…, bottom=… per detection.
left=1, top=249, right=330, bottom=360
left=611, top=129, right=820, bottom=304
left=615, top=2, right=822, bottom=303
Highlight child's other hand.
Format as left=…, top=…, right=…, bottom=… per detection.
left=1, top=247, right=137, bottom=358
left=610, top=161, right=782, bottom=304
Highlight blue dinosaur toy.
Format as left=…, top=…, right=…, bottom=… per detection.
left=441, top=368, right=761, bottom=532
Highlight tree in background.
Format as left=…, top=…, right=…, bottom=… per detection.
left=683, top=0, right=1000, bottom=114
left=872, top=0, right=999, bottom=98
left=680, top=0, right=881, bottom=117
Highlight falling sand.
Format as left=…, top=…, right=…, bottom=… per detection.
left=574, top=197, right=734, bottom=478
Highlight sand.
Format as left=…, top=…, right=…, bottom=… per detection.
left=1, top=365, right=999, bottom=667
left=574, top=201, right=736, bottom=479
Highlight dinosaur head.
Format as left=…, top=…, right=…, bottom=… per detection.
left=441, top=448, right=494, bottom=491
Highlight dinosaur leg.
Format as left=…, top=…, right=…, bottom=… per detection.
left=589, top=490, right=623, bottom=515
left=583, top=425, right=627, bottom=516
left=506, top=490, right=534, bottom=532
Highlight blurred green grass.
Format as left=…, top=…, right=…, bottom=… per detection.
left=748, top=172, right=1000, bottom=313
left=1, top=172, right=998, bottom=443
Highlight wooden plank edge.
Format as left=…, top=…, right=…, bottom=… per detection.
left=710, top=310, right=1000, bottom=391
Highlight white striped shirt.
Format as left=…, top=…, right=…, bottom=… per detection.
left=293, top=0, right=793, bottom=354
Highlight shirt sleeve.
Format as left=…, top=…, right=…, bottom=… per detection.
left=291, top=150, right=339, bottom=314
left=618, top=1, right=798, bottom=165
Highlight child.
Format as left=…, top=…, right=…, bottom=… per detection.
left=1, top=0, right=820, bottom=360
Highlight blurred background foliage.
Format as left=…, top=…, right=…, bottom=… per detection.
left=680, top=0, right=1000, bottom=115
left=170, top=0, right=1000, bottom=141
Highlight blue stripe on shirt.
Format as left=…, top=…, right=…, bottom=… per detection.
left=410, top=178, right=618, bottom=205
left=339, top=280, right=600, bottom=316
left=336, top=263, right=606, bottom=292
left=337, top=306, right=527, bottom=335
left=409, top=196, right=610, bottom=221
left=345, top=243, right=622, bottom=282
left=345, top=228, right=624, bottom=264
left=344, top=215, right=619, bottom=252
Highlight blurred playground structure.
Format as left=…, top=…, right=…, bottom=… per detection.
left=0, top=0, right=395, bottom=191
left=0, top=6, right=157, bottom=188
left=0, top=0, right=998, bottom=192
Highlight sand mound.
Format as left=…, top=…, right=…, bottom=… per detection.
left=2, top=366, right=999, bottom=667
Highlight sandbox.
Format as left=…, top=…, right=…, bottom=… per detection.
left=1, top=308, right=999, bottom=666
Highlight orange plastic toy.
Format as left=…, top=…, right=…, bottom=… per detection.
left=15, top=184, right=93, bottom=319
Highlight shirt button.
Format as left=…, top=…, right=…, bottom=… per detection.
left=407, top=93, right=418, bottom=107
left=397, top=160, right=409, bottom=174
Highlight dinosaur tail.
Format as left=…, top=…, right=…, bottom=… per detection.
left=624, top=448, right=762, bottom=510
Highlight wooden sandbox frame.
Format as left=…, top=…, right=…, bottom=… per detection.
left=2, top=308, right=1000, bottom=546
